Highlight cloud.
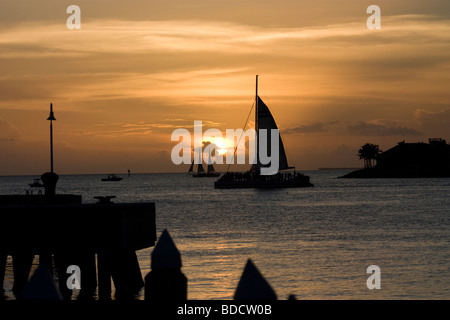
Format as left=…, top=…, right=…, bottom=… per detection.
left=415, top=108, right=450, bottom=124
left=284, top=123, right=324, bottom=134
left=0, top=117, right=21, bottom=141
left=1, top=15, right=449, bottom=59
left=284, top=120, right=423, bottom=137
left=62, top=118, right=224, bottom=139
left=414, top=108, right=450, bottom=137
left=1, top=14, right=449, bottom=114
left=69, top=119, right=202, bottom=138
left=346, top=122, right=423, bottom=137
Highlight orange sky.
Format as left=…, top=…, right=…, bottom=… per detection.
left=1, top=0, right=450, bottom=175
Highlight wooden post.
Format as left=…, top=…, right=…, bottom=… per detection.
left=77, top=250, right=97, bottom=300
left=111, top=249, right=144, bottom=300
left=125, top=250, right=144, bottom=297
left=53, top=251, right=72, bottom=300
left=97, top=251, right=112, bottom=300
left=145, top=229, right=187, bottom=301
left=234, top=259, right=277, bottom=300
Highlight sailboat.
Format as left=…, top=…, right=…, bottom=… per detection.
left=189, top=152, right=221, bottom=178
left=214, top=76, right=313, bottom=189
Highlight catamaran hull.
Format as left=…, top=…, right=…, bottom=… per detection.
left=214, top=177, right=313, bottom=189
left=192, top=173, right=221, bottom=178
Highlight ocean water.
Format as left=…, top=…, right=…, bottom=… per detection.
left=1, top=170, right=449, bottom=300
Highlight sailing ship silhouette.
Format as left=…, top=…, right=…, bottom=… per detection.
left=214, top=76, right=313, bottom=188
left=188, top=152, right=221, bottom=178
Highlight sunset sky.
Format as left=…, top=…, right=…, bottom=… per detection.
left=1, top=0, right=450, bottom=175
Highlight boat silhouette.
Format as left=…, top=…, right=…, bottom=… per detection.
left=29, top=179, right=44, bottom=188
left=214, top=76, right=313, bottom=189
left=101, top=174, right=123, bottom=181
left=189, top=153, right=221, bottom=178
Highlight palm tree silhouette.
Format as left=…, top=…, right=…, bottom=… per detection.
left=358, top=143, right=382, bottom=168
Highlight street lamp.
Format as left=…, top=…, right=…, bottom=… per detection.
left=41, top=103, right=59, bottom=197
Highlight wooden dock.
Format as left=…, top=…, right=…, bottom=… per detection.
left=0, top=194, right=156, bottom=300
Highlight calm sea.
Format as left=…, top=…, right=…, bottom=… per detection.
left=1, top=170, right=449, bottom=300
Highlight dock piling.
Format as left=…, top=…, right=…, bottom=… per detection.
left=97, top=251, right=112, bottom=300
left=111, top=249, right=144, bottom=300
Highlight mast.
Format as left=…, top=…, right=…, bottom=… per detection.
left=255, top=75, right=259, bottom=173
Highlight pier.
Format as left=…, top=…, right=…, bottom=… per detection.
left=0, top=104, right=156, bottom=300
left=0, top=194, right=156, bottom=300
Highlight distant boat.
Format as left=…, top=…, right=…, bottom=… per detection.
left=101, top=174, right=123, bottom=181
left=189, top=153, right=221, bottom=178
left=29, top=179, right=44, bottom=188
left=214, top=76, right=313, bottom=189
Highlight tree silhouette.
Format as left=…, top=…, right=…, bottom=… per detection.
left=358, top=143, right=382, bottom=168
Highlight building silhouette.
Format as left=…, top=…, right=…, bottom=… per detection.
left=342, top=138, right=450, bottom=178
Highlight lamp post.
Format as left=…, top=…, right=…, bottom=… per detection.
left=47, top=103, right=56, bottom=173
left=41, top=103, right=58, bottom=197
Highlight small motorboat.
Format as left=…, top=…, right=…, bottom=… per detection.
left=29, top=179, right=44, bottom=188
left=101, top=174, right=123, bottom=181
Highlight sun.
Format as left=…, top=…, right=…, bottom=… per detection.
left=204, top=137, right=232, bottom=156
